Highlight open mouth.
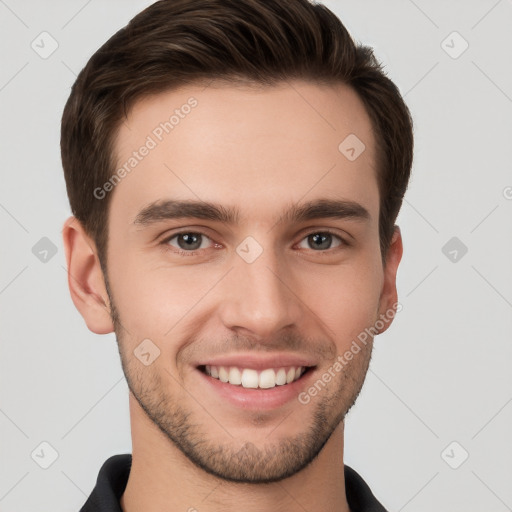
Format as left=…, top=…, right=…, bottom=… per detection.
left=198, top=365, right=314, bottom=390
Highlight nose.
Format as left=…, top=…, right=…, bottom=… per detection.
left=216, top=243, right=304, bottom=342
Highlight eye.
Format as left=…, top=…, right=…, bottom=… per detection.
left=297, top=231, right=345, bottom=251
left=164, top=232, right=214, bottom=252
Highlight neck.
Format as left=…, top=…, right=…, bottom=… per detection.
left=120, top=394, right=350, bottom=512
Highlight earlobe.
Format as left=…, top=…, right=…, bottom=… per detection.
left=62, top=216, right=115, bottom=335
left=377, top=226, right=403, bottom=334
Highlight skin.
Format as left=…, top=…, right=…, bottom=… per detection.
left=63, top=80, right=402, bottom=512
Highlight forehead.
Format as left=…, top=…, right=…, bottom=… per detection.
left=110, top=80, right=379, bottom=226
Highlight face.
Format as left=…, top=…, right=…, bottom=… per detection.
left=102, top=80, right=400, bottom=483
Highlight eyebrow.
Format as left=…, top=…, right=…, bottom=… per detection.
left=133, top=198, right=371, bottom=227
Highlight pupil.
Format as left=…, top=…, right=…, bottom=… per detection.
left=179, top=233, right=201, bottom=250
left=310, top=233, right=331, bottom=250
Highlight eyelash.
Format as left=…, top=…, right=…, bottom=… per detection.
left=160, top=229, right=350, bottom=256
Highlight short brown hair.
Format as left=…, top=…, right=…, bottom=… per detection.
left=61, top=0, right=413, bottom=271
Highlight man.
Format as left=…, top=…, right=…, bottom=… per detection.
left=61, top=0, right=413, bottom=510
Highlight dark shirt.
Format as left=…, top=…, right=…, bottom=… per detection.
left=79, top=454, right=388, bottom=511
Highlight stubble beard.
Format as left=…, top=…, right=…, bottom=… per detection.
left=116, top=333, right=372, bottom=483
left=106, top=282, right=372, bottom=483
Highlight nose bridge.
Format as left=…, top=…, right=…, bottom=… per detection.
left=218, top=240, right=301, bottom=337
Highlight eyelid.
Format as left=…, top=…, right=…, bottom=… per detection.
left=158, top=225, right=216, bottom=242
left=159, top=228, right=350, bottom=257
left=299, top=225, right=353, bottom=242
left=160, top=230, right=218, bottom=251
left=295, top=229, right=349, bottom=250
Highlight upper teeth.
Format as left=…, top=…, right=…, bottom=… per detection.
left=204, top=365, right=305, bottom=389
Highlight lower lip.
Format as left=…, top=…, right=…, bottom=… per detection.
left=196, top=368, right=316, bottom=410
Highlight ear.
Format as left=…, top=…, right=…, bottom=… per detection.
left=62, top=216, right=114, bottom=334
left=376, top=226, right=403, bottom=334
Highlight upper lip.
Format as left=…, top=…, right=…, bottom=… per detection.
left=196, top=353, right=317, bottom=371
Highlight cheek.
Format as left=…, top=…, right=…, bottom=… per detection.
left=107, top=235, right=384, bottom=346
left=298, top=257, right=383, bottom=341
left=107, top=249, right=220, bottom=340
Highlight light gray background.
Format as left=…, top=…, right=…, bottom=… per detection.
left=1, top=1, right=511, bottom=511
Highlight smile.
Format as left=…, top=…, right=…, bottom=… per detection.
left=200, top=365, right=309, bottom=389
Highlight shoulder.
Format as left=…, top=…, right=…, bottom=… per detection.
left=344, top=465, right=389, bottom=512
left=79, top=454, right=132, bottom=512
